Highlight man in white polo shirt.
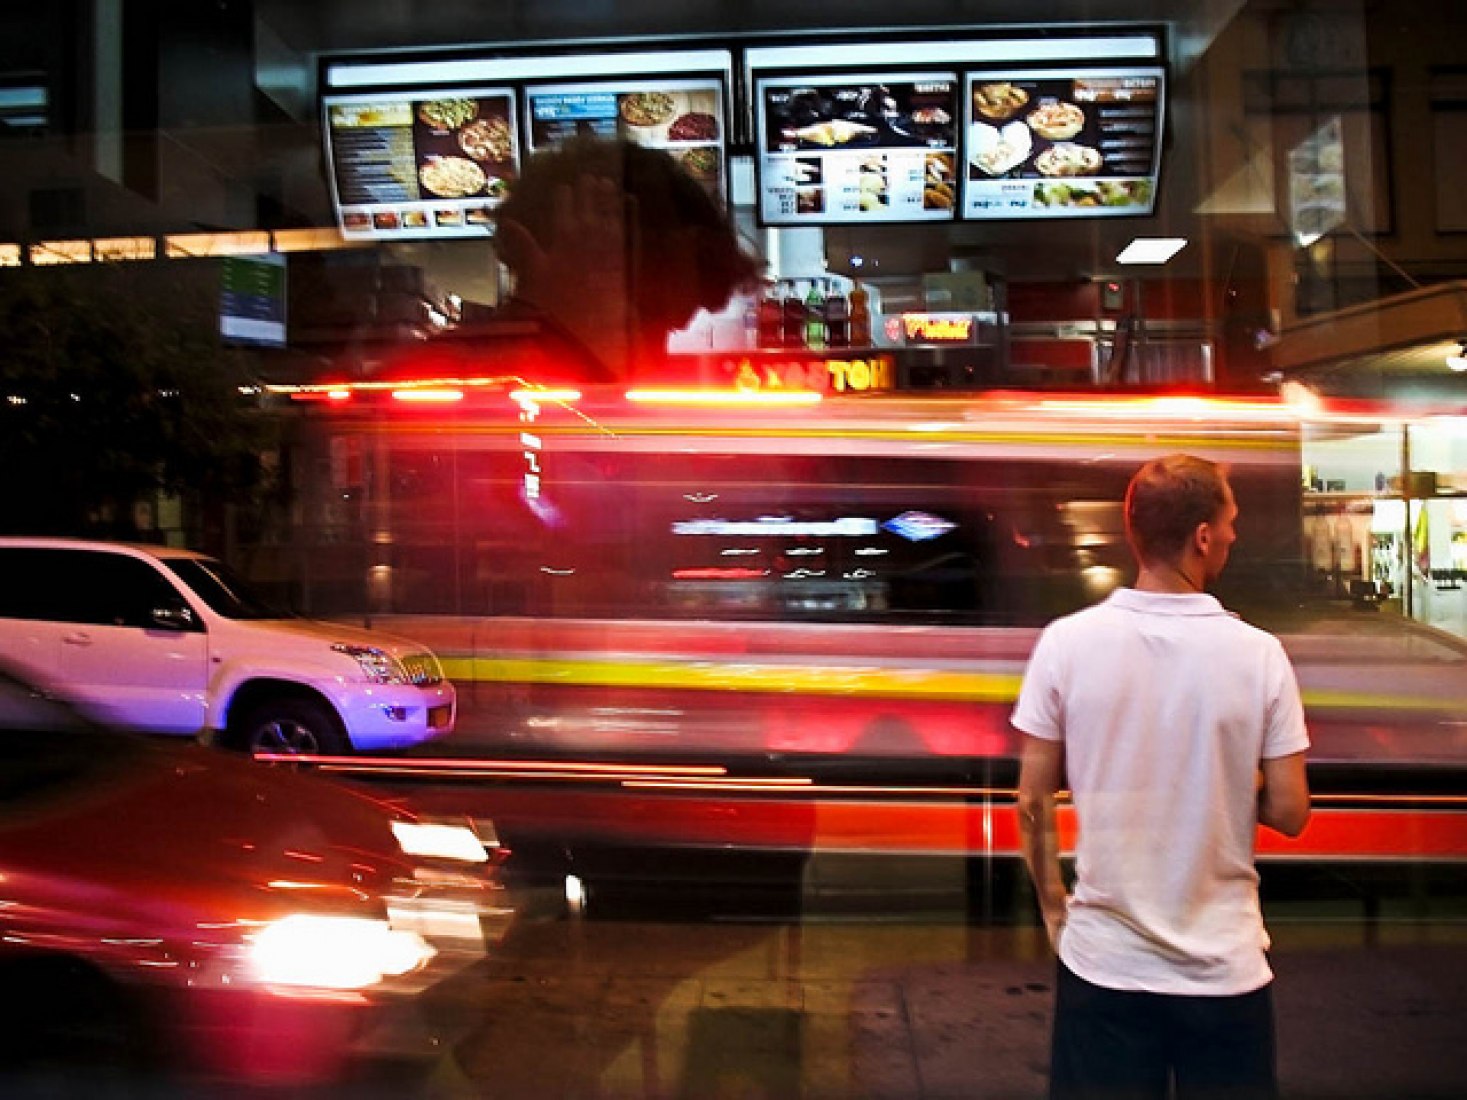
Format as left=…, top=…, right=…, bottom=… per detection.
left=1014, top=454, right=1311, bottom=1100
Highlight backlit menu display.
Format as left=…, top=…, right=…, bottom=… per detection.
left=524, top=77, right=727, bottom=201
left=961, top=67, right=1164, bottom=219
left=323, top=87, right=520, bottom=239
left=755, top=72, right=960, bottom=225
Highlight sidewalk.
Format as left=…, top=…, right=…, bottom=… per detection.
left=408, top=918, right=1467, bottom=1099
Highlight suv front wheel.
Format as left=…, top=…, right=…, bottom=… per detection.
left=238, top=698, right=347, bottom=755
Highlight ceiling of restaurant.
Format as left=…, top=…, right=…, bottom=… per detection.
left=257, top=2, right=1246, bottom=61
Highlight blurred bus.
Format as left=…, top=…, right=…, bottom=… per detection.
left=257, top=386, right=1467, bottom=772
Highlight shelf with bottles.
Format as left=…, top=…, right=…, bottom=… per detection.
left=752, top=275, right=871, bottom=354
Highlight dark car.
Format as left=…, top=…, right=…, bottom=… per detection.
left=0, top=661, right=509, bottom=1091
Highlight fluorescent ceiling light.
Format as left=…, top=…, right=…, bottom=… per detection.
left=1116, top=238, right=1188, bottom=265
left=326, top=49, right=733, bottom=89
left=745, top=35, right=1159, bottom=71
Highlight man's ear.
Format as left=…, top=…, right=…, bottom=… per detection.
left=1192, top=520, right=1212, bottom=559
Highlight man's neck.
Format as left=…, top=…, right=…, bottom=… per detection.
left=1134, top=560, right=1206, bottom=594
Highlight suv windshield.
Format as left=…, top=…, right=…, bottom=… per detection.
left=164, top=558, right=291, bottom=620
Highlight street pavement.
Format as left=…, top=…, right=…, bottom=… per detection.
left=382, top=911, right=1465, bottom=1099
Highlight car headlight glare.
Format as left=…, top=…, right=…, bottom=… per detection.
left=331, top=644, right=409, bottom=684
left=392, top=820, right=489, bottom=863
left=249, top=914, right=435, bottom=990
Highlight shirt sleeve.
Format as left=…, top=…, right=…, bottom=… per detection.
left=1011, top=625, right=1065, bottom=742
left=1262, top=638, right=1310, bottom=759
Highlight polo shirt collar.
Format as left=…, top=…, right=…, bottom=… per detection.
left=1107, top=587, right=1227, bottom=616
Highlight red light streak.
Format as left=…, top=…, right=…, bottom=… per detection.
left=671, top=567, right=771, bottom=580
left=253, top=752, right=727, bottom=777
left=392, top=388, right=464, bottom=403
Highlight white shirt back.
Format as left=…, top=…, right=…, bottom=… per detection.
left=1012, top=588, right=1309, bottom=995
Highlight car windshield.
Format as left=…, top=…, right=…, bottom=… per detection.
left=163, top=557, right=292, bottom=620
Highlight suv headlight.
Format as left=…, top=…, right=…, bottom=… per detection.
left=248, top=914, right=435, bottom=990
left=332, top=644, right=409, bottom=684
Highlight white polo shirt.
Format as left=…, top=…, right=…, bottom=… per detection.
left=1012, top=588, right=1309, bottom=996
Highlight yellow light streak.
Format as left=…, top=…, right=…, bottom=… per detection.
left=511, top=388, right=582, bottom=403
left=444, top=655, right=1025, bottom=702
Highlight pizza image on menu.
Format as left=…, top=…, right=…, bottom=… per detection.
left=679, top=146, right=721, bottom=180
left=1035, top=143, right=1103, bottom=177
left=417, top=98, right=479, bottom=131
left=973, top=82, right=1030, bottom=122
left=458, top=117, right=514, bottom=162
left=668, top=112, right=718, bottom=141
left=619, top=92, right=677, bottom=128
left=1027, top=100, right=1086, bottom=141
left=970, top=120, right=1033, bottom=177
left=419, top=155, right=487, bottom=198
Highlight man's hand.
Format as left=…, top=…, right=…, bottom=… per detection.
left=1041, top=900, right=1069, bottom=952
left=1018, top=734, right=1071, bottom=953
left=1258, top=750, right=1311, bottom=837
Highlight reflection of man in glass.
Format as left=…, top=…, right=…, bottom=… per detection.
left=1014, top=455, right=1311, bottom=1100
left=494, top=137, right=762, bottom=382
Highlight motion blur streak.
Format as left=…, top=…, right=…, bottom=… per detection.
left=625, top=387, right=824, bottom=405
left=254, top=752, right=728, bottom=776
left=379, top=781, right=1467, bottom=862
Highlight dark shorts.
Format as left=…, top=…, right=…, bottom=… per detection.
left=1050, top=960, right=1277, bottom=1100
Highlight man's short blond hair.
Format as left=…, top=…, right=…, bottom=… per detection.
left=1124, top=454, right=1230, bottom=565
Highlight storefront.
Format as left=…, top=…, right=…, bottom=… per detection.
left=1285, top=283, right=1467, bottom=640
left=1301, top=411, right=1465, bottom=639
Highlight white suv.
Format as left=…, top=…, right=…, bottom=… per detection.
left=0, top=538, right=455, bottom=754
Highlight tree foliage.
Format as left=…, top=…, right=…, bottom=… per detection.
left=0, top=262, right=274, bottom=537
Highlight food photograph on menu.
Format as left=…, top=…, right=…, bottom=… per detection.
left=324, top=87, right=519, bottom=239
left=756, top=72, right=960, bottom=225
left=523, top=78, right=727, bottom=200
left=960, top=68, right=1164, bottom=220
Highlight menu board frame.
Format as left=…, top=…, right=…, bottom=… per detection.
left=322, top=85, right=521, bottom=241
left=752, top=69, right=963, bottom=227
left=960, top=65, right=1167, bottom=222
left=521, top=74, right=733, bottom=206
left=319, top=33, right=1168, bottom=234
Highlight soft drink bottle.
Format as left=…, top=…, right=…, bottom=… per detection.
left=804, top=279, right=826, bottom=350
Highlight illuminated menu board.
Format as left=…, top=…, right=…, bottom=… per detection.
left=755, top=72, right=960, bottom=225
left=323, top=87, right=520, bottom=239
left=961, top=67, right=1165, bottom=219
left=524, top=77, right=727, bottom=200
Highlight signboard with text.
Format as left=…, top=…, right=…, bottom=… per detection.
left=323, top=88, right=519, bottom=239
left=711, top=353, right=896, bottom=395
left=754, top=72, right=960, bottom=226
left=524, top=77, right=728, bottom=202
left=961, top=66, right=1165, bottom=219
left=220, top=254, right=286, bottom=347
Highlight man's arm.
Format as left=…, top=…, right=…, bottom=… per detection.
left=1017, top=734, right=1069, bottom=949
left=1258, top=750, right=1310, bottom=837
